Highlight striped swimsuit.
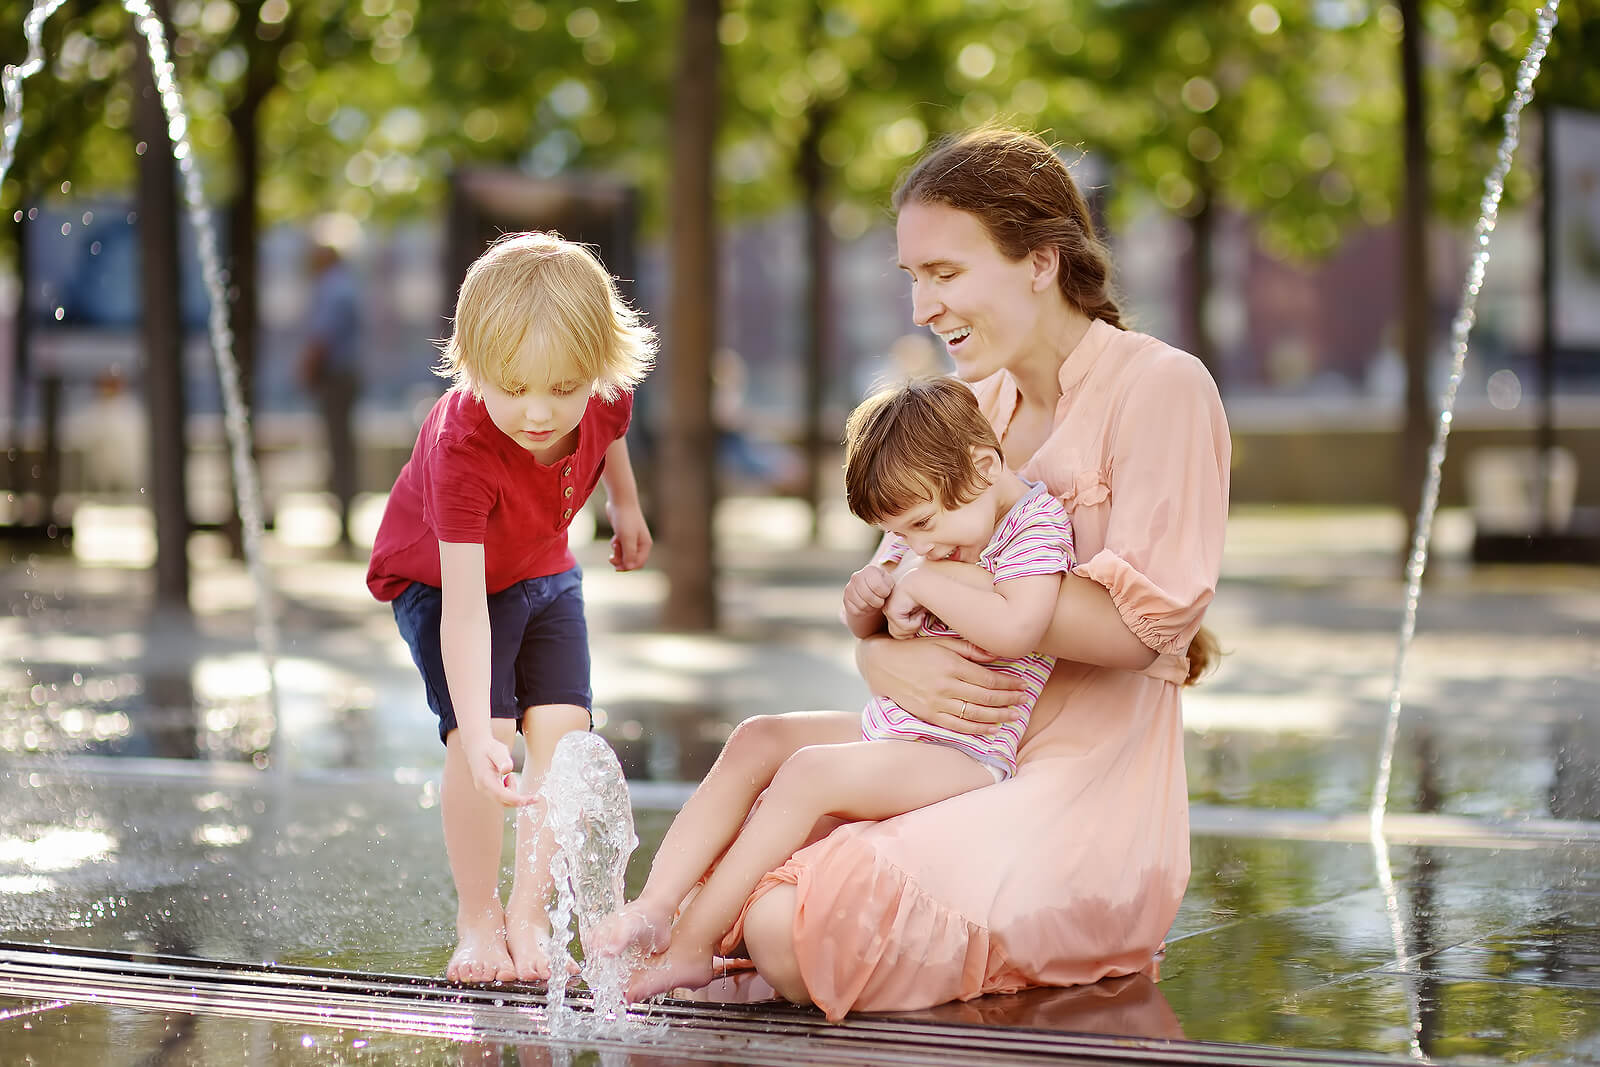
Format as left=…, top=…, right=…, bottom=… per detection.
left=861, top=483, right=1076, bottom=780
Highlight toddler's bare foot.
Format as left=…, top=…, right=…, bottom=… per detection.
left=625, top=942, right=716, bottom=1003
left=447, top=908, right=516, bottom=984
left=589, top=899, right=675, bottom=959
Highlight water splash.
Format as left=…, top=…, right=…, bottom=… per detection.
left=1368, top=5, right=1561, bottom=1060
left=116, top=1, right=283, bottom=751
left=537, top=730, right=639, bottom=1035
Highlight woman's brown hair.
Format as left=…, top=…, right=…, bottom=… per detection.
left=893, top=127, right=1124, bottom=329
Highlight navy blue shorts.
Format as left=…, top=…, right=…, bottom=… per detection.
left=392, top=565, right=593, bottom=744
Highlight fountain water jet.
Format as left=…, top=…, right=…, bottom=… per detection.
left=4, top=0, right=286, bottom=756
left=1366, top=3, right=1561, bottom=1059
left=119, top=0, right=283, bottom=751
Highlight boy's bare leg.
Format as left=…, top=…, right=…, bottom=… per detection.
left=442, top=719, right=521, bottom=983
left=626, top=739, right=994, bottom=1001
left=505, top=704, right=592, bottom=981
left=591, top=711, right=862, bottom=959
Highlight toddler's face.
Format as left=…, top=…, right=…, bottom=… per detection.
left=481, top=353, right=594, bottom=462
left=877, top=483, right=998, bottom=565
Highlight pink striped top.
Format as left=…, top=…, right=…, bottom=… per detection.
left=861, top=482, right=1075, bottom=779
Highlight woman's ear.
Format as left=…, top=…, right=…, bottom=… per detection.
left=1030, top=245, right=1060, bottom=293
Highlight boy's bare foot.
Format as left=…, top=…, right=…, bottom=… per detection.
left=624, top=942, right=716, bottom=1003
left=589, top=899, right=675, bottom=958
left=505, top=912, right=561, bottom=982
left=447, top=908, right=516, bottom=984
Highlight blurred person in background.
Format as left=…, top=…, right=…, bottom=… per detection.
left=298, top=235, right=364, bottom=548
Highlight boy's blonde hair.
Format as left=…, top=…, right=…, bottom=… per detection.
left=436, top=231, right=656, bottom=400
left=843, top=376, right=1002, bottom=526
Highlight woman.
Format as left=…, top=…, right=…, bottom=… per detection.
left=717, top=127, right=1231, bottom=1020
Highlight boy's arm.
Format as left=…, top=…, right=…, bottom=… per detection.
left=600, top=437, right=652, bottom=571
left=438, top=541, right=528, bottom=806
left=896, top=559, right=1063, bottom=660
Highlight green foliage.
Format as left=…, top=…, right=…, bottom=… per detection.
left=0, top=0, right=1596, bottom=250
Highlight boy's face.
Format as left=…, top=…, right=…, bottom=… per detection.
left=480, top=350, right=595, bottom=462
left=876, top=452, right=1001, bottom=564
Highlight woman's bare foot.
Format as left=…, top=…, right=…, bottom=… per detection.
left=447, top=907, right=516, bottom=984
left=624, top=941, right=716, bottom=1002
left=588, top=898, right=675, bottom=959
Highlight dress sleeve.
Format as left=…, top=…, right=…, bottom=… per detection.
left=1073, top=353, right=1230, bottom=655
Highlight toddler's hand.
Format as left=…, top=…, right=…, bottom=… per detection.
left=842, top=563, right=894, bottom=621
left=884, top=583, right=926, bottom=639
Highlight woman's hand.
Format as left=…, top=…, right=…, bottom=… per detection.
left=856, top=633, right=1027, bottom=736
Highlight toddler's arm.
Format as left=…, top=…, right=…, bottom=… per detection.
left=895, top=561, right=1063, bottom=660
left=438, top=541, right=527, bottom=806
left=841, top=562, right=897, bottom=638
left=600, top=438, right=652, bottom=571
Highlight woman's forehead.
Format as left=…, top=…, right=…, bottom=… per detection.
left=896, top=201, right=993, bottom=263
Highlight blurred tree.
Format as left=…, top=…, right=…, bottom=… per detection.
left=662, top=0, right=721, bottom=630
left=129, top=0, right=187, bottom=608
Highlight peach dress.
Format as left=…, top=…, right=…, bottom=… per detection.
left=724, top=320, right=1231, bottom=1021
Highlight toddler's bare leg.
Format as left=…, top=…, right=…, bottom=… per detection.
left=591, top=711, right=861, bottom=958
left=442, top=719, right=520, bottom=984
left=506, top=704, right=592, bottom=981
left=626, top=739, right=994, bottom=1001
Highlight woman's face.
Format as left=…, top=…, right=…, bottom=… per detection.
left=895, top=200, right=1050, bottom=383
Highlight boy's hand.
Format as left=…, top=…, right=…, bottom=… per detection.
left=606, top=500, right=653, bottom=572
left=843, top=563, right=894, bottom=621
left=462, top=732, right=535, bottom=807
left=884, top=581, right=927, bottom=639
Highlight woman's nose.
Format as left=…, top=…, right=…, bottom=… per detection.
left=910, top=285, right=942, bottom=327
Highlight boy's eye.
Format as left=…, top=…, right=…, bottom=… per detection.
left=505, top=385, right=527, bottom=398
left=551, top=381, right=584, bottom=397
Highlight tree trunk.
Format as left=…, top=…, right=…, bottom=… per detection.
left=131, top=0, right=189, bottom=610
left=222, top=102, right=260, bottom=558
left=661, top=0, right=720, bottom=630
left=1396, top=0, right=1432, bottom=559
left=1182, top=167, right=1219, bottom=388
left=221, top=6, right=289, bottom=557
left=798, top=102, right=833, bottom=542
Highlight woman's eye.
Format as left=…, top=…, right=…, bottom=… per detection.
left=935, top=272, right=955, bottom=282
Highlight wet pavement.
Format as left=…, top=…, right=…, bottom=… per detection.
left=2, top=496, right=1599, bottom=1063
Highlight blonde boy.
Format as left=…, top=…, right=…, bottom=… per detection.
left=367, top=232, right=655, bottom=983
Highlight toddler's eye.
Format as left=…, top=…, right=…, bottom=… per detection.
left=552, top=381, right=583, bottom=396
left=505, top=385, right=527, bottom=398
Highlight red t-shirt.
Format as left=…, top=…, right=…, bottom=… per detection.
left=366, top=387, right=633, bottom=601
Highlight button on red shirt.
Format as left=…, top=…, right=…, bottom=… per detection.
left=366, top=387, right=632, bottom=601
